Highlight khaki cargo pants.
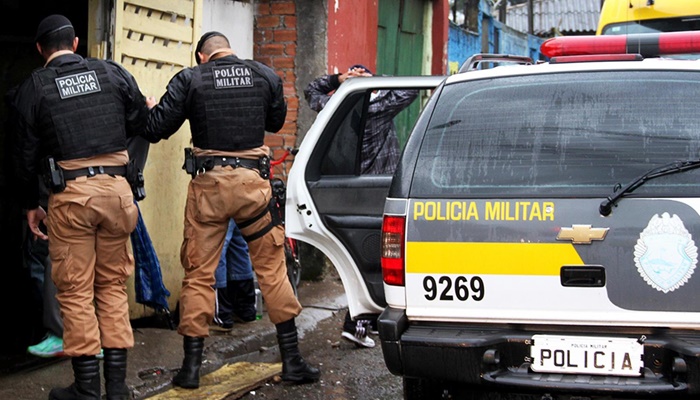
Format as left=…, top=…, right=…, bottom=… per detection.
left=177, top=166, right=301, bottom=338
left=46, top=175, right=138, bottom=357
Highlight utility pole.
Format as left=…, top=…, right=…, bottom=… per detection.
left=528, top=0, right=534, bottom=35
left=499, top=0, right=507, bottom=24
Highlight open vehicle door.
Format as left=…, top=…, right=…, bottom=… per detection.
left=286, top=75, right=444, bottom=318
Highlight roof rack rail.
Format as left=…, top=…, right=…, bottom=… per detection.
left=459, top=53, right=534, bottom=73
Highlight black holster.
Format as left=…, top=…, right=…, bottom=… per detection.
left=126, top=159, right=146, bottom=201
left=42, top=156, right=66, bottom=193
left=270, top=178, right=286, bottom=225
left=239, top=181, right=284, bottom=243
left=183, top=147, right=197, bottom=178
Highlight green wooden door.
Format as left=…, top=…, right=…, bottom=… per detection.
left=377, top=0, right=425, bottom=146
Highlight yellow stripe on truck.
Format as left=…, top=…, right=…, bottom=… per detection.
left=406, top=242, right=584, bottom=275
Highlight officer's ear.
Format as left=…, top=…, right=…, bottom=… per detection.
left=72, top=37, right=79, bottom=53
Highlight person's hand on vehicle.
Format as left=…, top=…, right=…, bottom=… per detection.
left=339, top=67, right=372, bottom=84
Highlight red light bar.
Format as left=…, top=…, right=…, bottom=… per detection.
left=541, top=31, right=700, bottom=58
left=549, top=54, right=643, bottom=64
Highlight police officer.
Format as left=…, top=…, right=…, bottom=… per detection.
left=11, top=14, right=150, bottom=400
left=144, top=32, right=320, bottom=387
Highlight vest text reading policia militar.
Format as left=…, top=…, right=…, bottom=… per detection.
left=187, top=56, right=270, bottom=151
left=32, top=58, right=128, bottom=161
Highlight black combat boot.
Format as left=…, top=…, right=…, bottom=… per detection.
left=48, top=356, right=101, bottom=400
left=275, top=319, right=321, bottom=383
left=230, top=279, right=257, bottom=322
left=103, top=348, right=131, bottom=400
left=172, top=336, right=204, bottom=389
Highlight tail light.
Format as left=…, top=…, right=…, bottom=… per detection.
left=381, top=215, right=405, bottom=286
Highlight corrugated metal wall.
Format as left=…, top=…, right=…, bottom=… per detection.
left=506, top=0, right=601, bottom=35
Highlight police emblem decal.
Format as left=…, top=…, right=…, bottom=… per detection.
left=634, top=212, right=697, bottom=293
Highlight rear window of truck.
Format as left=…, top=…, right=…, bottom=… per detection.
left=410, top=70, right=700, bottom=198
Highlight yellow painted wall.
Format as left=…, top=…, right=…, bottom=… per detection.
left=88, top=0, right=202, bottom=318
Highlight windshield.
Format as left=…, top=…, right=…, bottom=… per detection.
left=411, top=70, right=700, bottom=198
left=601, top=16, right=700, bottom=35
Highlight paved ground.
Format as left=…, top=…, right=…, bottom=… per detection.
left=235, top=302, right=403, bottom=400
left=0, top=271, right=348, bottom=400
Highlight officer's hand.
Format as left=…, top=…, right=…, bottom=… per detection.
left=146, top=96, right=157, bottom=109
left=27, top=207, right=48, bottom=241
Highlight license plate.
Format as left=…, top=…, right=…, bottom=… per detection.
left=530, top=334, right=644, bottom=377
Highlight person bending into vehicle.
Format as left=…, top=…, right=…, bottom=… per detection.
left=143, top=32, right=320, bottom=388
left=304, top=64, right=418, bottom=174
left=304, top=64, right=418, bottom=348
left=11, top=14, right=149, bottom=400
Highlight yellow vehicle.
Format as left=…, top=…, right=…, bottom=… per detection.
left=597, top=0, right=700, bottom=35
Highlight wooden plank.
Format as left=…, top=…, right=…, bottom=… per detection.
left=148, top=362, right=282, bottom=400
left=128, top=0, right=195, bottom=19
left=122, top=12, right=193, bottom=43
left=192, top=0, right=202, bottom=66
left=120, top=36, right=191, bottom=67
left=114, top=0, right=125, bottom=65
left=401, top=0, right=423, bottom=34
left=124, top=64, right=184, bottom=96
left=377, top=0, right=400, bottom=75
left=115, top=0, right=201, bottom=318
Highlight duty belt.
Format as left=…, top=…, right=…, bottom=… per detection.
left=63, top=165, right=127, bottom=181
left=195, top=155, right=270, bottom=179
left=211, top=156, right=260, bottom=170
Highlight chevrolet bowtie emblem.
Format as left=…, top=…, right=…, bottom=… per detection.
left=557, top=225, right=609, bottom=244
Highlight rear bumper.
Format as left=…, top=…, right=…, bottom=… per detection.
left=378, top=307, right=700, bottom=396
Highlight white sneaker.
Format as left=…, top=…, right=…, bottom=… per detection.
left=341, top=330, right=376, bottom=348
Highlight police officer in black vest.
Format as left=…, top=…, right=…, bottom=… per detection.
left=11, top=14, right=150, bottom=400
left=144, top=32, right=320, bottom=388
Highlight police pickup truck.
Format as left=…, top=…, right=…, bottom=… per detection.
left=287, top=31, right=700, bottom=399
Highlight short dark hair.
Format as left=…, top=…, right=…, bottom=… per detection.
left=35, top=14, right=75, bottom=51
left=195, top=31, right=229, bottom=64
left=37, top=27, right=75, bottom=52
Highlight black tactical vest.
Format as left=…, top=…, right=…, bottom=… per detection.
left=32, top=58, right=127, bottom=161
left=188, top=57, right=270, bottom=151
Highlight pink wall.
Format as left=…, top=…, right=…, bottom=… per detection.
left=327, top=0, right=379, bottom=74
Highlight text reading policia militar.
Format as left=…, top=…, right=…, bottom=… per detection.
left=213, top=65, right=253, bottom=89
left=55, top=71, right=101, bottom=100
left=413, top=201, right=555, bottom=221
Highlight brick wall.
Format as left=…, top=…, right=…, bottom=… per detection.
left=255, top=0, right=298, bottom=179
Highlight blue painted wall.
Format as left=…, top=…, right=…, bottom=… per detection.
left=448, top=23, right=481, bottom=73
left=448, top=1, right=545, bottom=74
